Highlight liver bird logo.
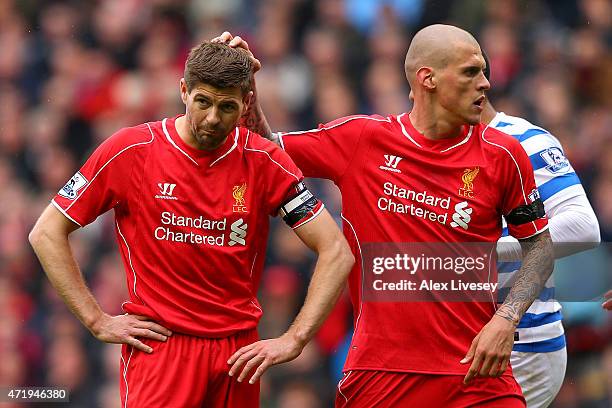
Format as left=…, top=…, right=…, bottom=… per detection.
left=461, top=167, right=480, bottom=191
left=233, top=183, right=247, bottom=206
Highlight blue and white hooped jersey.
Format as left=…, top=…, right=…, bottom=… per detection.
left=493, top=112, right=584, bottom=353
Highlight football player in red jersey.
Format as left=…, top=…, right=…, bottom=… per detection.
left=217, top=25, right=554, bottom=407
left=29, top=42, right=354, bottom=407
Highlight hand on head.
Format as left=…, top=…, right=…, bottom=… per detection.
left=212, top=32, right=261, bottom=73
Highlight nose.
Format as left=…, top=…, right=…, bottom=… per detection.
left=205, top=107, right=221, bottom=127
left=478, top=72, right=490, bottom=91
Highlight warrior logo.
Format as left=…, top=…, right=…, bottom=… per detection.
left=379, top=155, right=403, bottom=173
left=155, top=183, right=178, bottom=200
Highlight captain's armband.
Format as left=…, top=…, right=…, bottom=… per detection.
left=278, top=182, right=324, bottom=228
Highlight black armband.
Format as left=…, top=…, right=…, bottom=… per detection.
left=505, top=198, right=545, bottom=225
left=279, top=182, right=322, bottom=228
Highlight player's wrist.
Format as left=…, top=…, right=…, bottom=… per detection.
left=87, top=310, right=109, bottom=336
left=284, top=326, right=311, bottom=350
left=493, top=308, right=520, bottom=328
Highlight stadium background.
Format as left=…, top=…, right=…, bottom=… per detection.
left=0, top=0, right=610, bottom=406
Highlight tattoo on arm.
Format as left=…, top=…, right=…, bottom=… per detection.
left=240, top=91, right=274, bottom=143
left=495, top=229, right=554, bottom=325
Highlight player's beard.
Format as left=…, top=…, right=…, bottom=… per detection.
left=193, top=126, right=228, bottom=150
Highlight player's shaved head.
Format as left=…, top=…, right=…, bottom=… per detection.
left=405, top=24, right=480, bottom=88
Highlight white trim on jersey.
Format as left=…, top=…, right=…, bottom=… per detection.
left=440, top=126, right=474, bottom=153
left=395, top=113, right=474, bottom=153
left=291, top=202, right=325, bottom=230
left=480, top=125, right=540, bottom=235
left=243, top=130, right=301, bottom=181
left=337, top=370, right=352, bottom=403
left=250, top=299, right=263, bottom=313
left=65, top=128, right=155, bottom=213
left=51, top=199, right=83, bottom=227
left=516, top=224, right=549, bottom=239
left=116, top=220, right=144, bottom=304
left=341, top=214, right=365, bottom=333
left=121, top=346, right=134, bottom=408
left=161, top=118, right=198, bottom=166
left=280, top=115, right=391, bottom=138
left=396, top=112, right=422, bottom=148
left=277, top=132, right=286, bottom=150
left=249, top=252, right=257, bottom=278
left=210, top=127, right=239, bottom=167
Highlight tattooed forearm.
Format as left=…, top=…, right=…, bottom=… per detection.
left=241, top=101, right=273, bottom=141
left=239, top=77, right=275, bottom=142
left=495, top=229, right=553, bottom=326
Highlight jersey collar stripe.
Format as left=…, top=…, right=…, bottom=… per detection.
left=244, top=129, right=251, bottom=147
left=396, top=112, right=423, bottom=148
left=210, top=127, right=239, bottom=167
left=481, top=125, right=539, bottom=234
left=161, top=118, right=199, bottom=166
left=440, top=126, right=474, bottom=153
left=65, top=127, right=155, bottom=213
left=340, top=214, right=365, bottom=332
left=277, top=132, right=286, bottom=150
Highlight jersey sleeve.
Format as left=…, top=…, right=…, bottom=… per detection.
left=52, top=127, right=149, bottom=227
left=522, top=132, right=584, bottom=209
left=254, top=137, right=307, bottom=217
left=501, top=139, right=549, bottom=239
left=278, top=115, right=370, bottom=183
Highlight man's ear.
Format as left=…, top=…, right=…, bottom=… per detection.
left=416, top=67, right=436, bottom=91
left=179, top=78, right=189, bottom=104
left=242, top=90, right=254, bottom=112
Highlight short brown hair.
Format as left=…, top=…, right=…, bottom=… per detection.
left=184, top=41, right=253, bottom=94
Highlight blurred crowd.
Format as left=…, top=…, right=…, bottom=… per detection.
left=0, top=0, right=610, bottom=407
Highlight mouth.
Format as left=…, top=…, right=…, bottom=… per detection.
left=198, top=129, right=217, bottom=137
left=473, top=95, right=486, bottom=110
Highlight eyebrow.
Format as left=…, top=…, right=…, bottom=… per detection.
left=193, top=93, right=239, bottom=104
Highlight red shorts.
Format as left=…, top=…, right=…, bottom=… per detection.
left=120, top=329, right=259, bottom=408
left=335, top=370, right=525, bottom=407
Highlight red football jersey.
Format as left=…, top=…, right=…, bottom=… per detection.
left=280, top=113, right=548, bottom=374
left=54, top=116, right=308, bottom=337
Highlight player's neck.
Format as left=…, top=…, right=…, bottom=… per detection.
left=174, top=115, right=193, bottom=147
left=409, top=106, right=464, bottom=140
left=481, top=101, right=497, bottom=125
